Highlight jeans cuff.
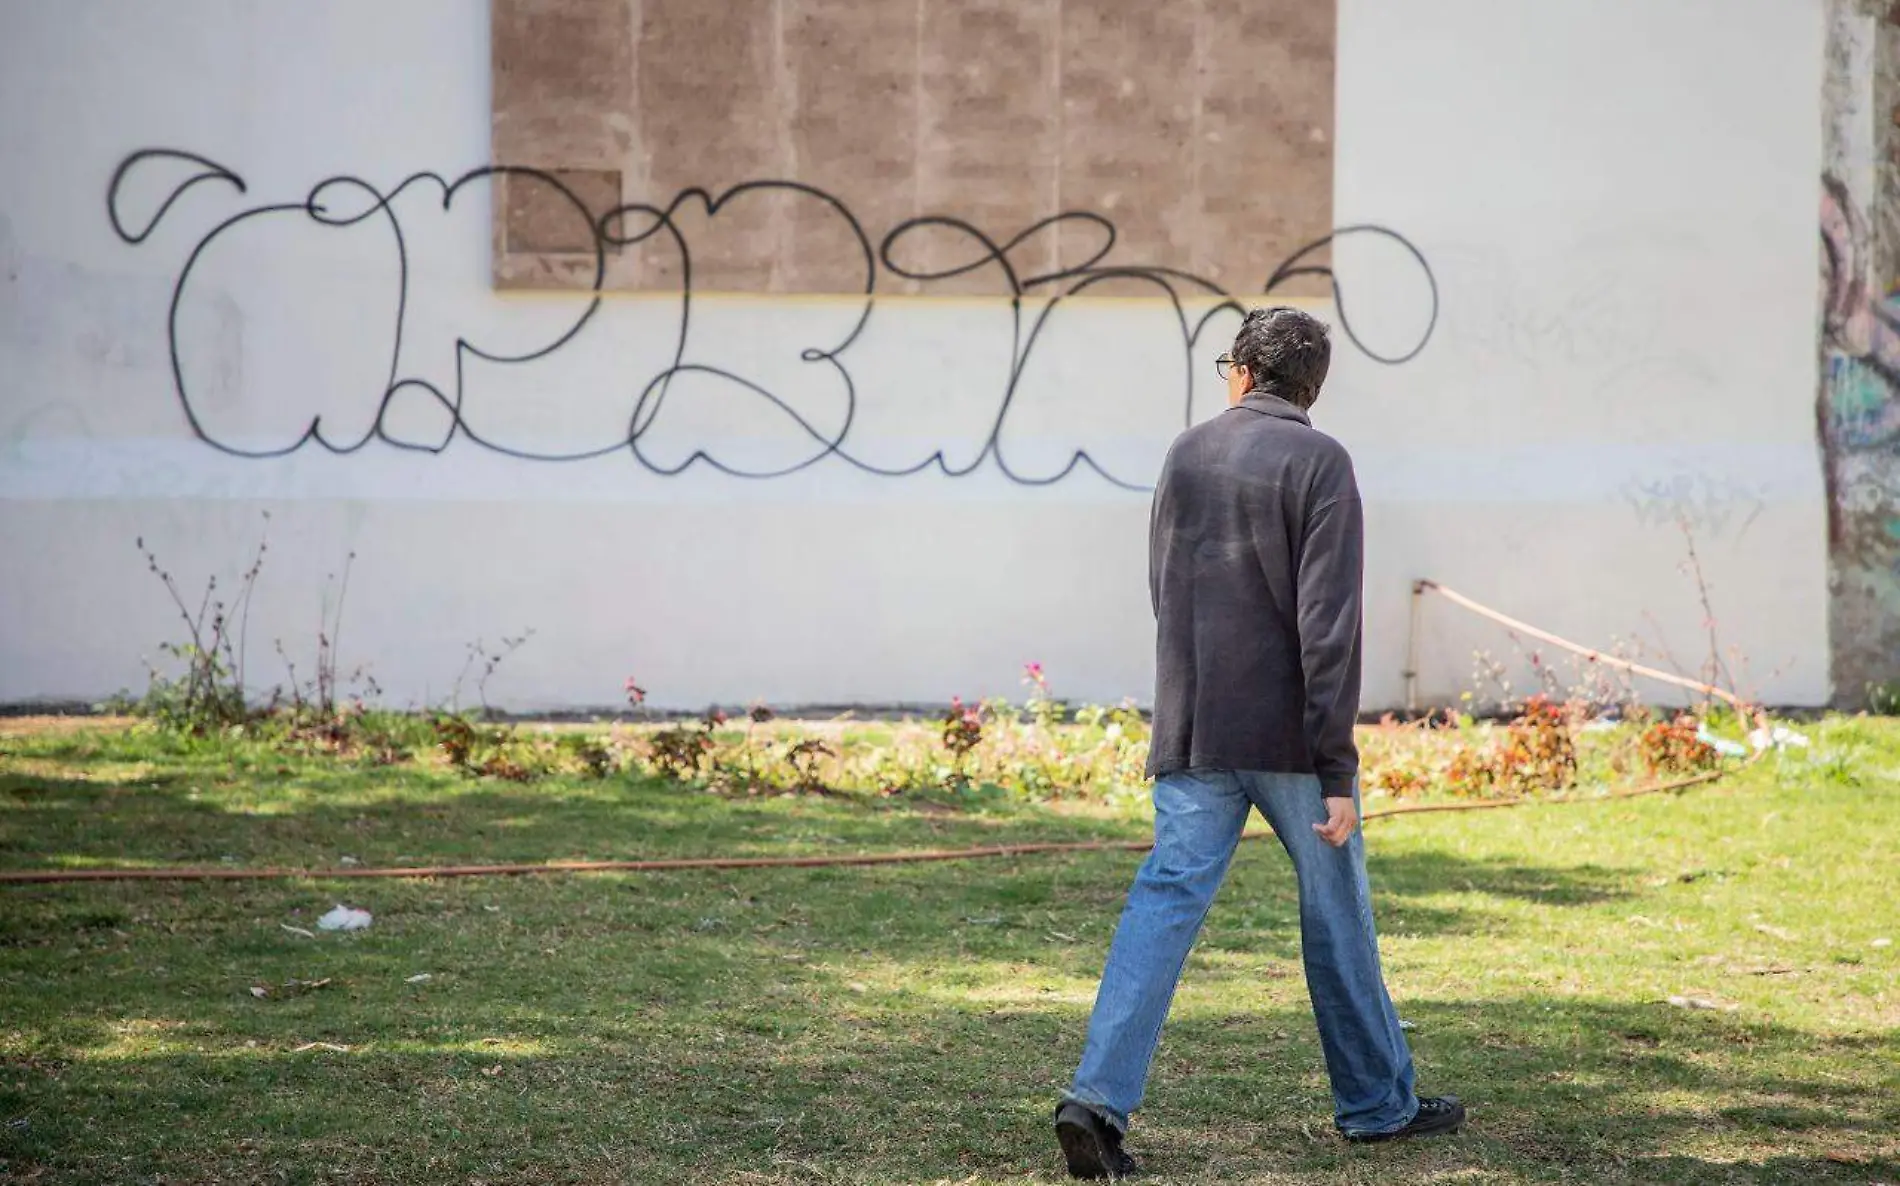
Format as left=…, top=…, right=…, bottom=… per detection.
left=1058, top=1090, right=1129, bottom=1134
left=1336, top=1096, right=1419, bottom=1138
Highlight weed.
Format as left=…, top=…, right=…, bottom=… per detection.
left=647, top=712, right=722, bottom=782
left=1443, top=695, right=1578, bottom=797
left=781, top=738, right=837, bottom=794
left=1868, top=680, right=1900, bottom=715
left=939, top=697, right=985, bottom=790
left=430, top=714, right=541, bottom=781
left=124, top=519, right=269, bottom=734
left=452, top=629, right=536, bottom=717
left=556, top=733, right=615, bottom=779
left=1637, top=714, right=1719, bottom=776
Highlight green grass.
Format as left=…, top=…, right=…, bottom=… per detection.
left=1, top=716, right=1896, bottom=1184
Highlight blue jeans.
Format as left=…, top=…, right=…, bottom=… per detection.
left=1065, top=769, right=1418, bottom=1137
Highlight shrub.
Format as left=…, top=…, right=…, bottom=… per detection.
left=1442, top=695, right=1578, bottom=797
left=1637, top=714, right=1719, bottom=776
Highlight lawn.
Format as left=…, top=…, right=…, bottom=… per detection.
left=1, top=716, right=1896, bottom=1184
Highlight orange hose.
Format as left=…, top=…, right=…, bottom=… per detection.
left=1414, top=580, right=1751, bottom=710
left=2, top=581, right=1754, bottom=888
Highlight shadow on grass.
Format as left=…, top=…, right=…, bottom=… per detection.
left=0, top=763, right=1148, bottom=875
left=4, top=843, right=1887, bottom=1184
left=1369, top=846, right=1632, bottom=906
left=4, top=984, right=1893, bottom=1184
left=4, top=765, right=1634, bottom=951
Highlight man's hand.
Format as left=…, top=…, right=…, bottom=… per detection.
left=1312, top=797, right=1358, bottom=847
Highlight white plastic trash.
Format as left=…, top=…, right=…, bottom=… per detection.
left=1747, top=725, right=1812, bottom=752
left=316, top=904, right=373, bottom=932
left=1694, top=728, right=1749, bottom=759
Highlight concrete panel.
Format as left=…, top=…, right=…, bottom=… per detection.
left=503, top=167, right=623, bottom=254
left=490, top=0, right=1336, bottom=297
left=634, top=0, right=788, bottom=293
left=785, top=0, right=919, bottom=294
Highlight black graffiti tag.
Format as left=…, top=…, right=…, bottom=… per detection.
left=107, top=149, right=1438, bottom=491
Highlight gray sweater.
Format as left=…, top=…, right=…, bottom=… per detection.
left=1144, top=388, right=1363, bottom=797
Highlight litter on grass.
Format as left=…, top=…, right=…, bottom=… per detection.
left=1666, top=994, right=1738, bottom=1012
left=1695, top=727, right=1750, bottom=759
left=316, top=905, right=373, bottom=932
left=1748, top=725, right=1811, bottom=752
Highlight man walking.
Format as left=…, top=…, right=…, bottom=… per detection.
left=1054, top=307, right=1463, bottom=1179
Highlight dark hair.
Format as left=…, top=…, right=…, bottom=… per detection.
left=1232, top=306, right=1332, bottom=409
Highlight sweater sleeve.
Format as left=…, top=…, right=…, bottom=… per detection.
left=1148, top=449, right=1177, bottom=620
left=1294, top=486, right=1365, bottom=798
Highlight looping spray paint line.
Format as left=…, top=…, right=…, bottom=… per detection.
left=107, top=151, right=1440, bottom=491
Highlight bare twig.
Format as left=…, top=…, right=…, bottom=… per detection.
left=476, top=630, right=535, bottom=716
left=228, top=515, right=270, bottom=702
left=1674, top=517, right=1738, bottom=709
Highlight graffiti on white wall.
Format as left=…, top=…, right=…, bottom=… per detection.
left=106, top=148, right=1438, bottom=492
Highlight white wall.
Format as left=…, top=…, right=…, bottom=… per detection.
left=1337, top=0, right=1828, bottom=707
left=0, top=0, right=1829, bottom=712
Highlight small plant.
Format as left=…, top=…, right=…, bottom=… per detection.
left=781, top=738, right=836, bottom=794
left=432, top=714, right=539, bottom=780
left=1363, top=717, right=1436, bottom=798
left=1637, top=713, right=1719, bottom=776
left=452, top=629, right=536, bottom=717
left=556, top=733, right=615, bottom=779
left=1466, top=649, right=1518, bottom=716
left=1372, top=763, right=1431, bottom=798
left=128, top=520, right=270, bottom=734
left=1022, top=661, right=1065, bottom=731
left=941, top=697, right=984, bottom=758
left=1868, top=681, right=1900, bottom=716
left=433, top=713, right=477, bottom=770
left=1444, top=695, right=1578, bottom=797
left=269, top=551, right=384, bottom=726
left=313, top=552, right=356, bottom=717
left=646, top=710, right=724, bottom=781
left=731, top=703, right=776, bottom=788
left=939, top=696, right=986, bottom=789
left=1673, top=518, right=1741, bottom=711
left=1512, top=694, right=1580, bottom=787
left=482, top=750, right=536, bottom=782
left=1812, top=747, right=1862, bottom=786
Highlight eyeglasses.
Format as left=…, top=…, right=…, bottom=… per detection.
left=1215, top=354, right=1236, bottom=380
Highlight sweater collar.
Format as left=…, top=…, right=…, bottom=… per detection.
left=1230, top=387, right=1312, bottom=426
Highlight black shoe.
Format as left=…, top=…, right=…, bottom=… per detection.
left=1055, top=1101, right=1140, bottom=1180
left=1343, top=1095, right=1466, bottom=1143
